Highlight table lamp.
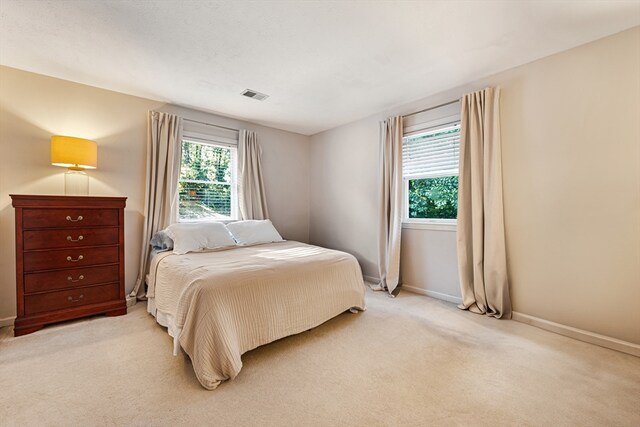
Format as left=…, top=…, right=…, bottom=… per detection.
left=51, top=135, right=97, bottom=195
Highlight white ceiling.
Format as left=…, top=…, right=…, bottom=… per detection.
left=1, top=1, right=639, bottom=135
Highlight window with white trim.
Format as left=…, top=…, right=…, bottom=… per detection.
left=403, top=111, right=460, bottom=224
left=178, top=127, right=239, bottom=221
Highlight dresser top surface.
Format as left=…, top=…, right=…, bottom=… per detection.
left=10, top=194, right=127, bottom=208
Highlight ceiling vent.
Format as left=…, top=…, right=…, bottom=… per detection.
left=241, top=89, right=269, bottom=101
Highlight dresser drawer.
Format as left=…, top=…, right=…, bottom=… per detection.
left=24, top=246, right=119, bottom=272
left=24, top=227, right=119, bottom=250
left=24, top=264, right=120, bottom=293
left=24, top=283, right=120, bottom=315
left=22, top=208, right=118, bottom=229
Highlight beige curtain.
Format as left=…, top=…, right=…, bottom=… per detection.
left=457, top=87, right=511, bottom=318
left=238, top=130, right=269, bottom=220
left=131, top=111, right=183, bottom=299
left=374, top=116, right=403, bottom=295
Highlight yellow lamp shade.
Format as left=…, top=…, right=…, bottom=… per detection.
left=51, top=135, right=97, bottom=170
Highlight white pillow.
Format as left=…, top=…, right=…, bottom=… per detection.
left=226, top=220, right=284, bottom=246
left=165, top=222, right=236, bottom=255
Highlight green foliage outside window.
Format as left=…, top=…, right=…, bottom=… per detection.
left=408, top=176, right=458, bottom=219
left=178, top=141, right=233, bottom=220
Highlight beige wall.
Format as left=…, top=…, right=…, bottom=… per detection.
left=309, top=119, right=379, bottom=277
left=309, top=27, right=640, bottom=344
left=0, top=66, right=310, bottom=324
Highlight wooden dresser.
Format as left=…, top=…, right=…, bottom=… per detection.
left=11, top=195, right=127, bottom=336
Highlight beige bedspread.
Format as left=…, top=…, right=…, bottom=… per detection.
left=148, top=241, right=366, bottom=390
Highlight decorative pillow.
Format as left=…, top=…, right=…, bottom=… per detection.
left=150, top=230, right=174, bottom=251
left=226, top=220, right=284, bottom=246
left=165, top=222, right=236, bottom=255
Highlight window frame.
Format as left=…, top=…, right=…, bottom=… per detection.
left=402, top=114, right=460, bottom=232
left=178, top=131, right=239, bottom=222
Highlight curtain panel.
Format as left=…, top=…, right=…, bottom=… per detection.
left=131, top=111, right=183, bottom=299
left=375, top=116, right=403, bottom=295
left=238, top=130, right=269, bottom=220
left=457, top=87, right=511, bottom=318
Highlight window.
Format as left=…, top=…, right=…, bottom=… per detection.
left=403, top=118, right=460, bottom=225
left=178, top=139, right=238, bottom=221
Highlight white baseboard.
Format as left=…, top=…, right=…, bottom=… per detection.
left=401, top=284, right=463, bottom=305
left=0, top=316, right=16, bottom=328
left=512, top=311, right=640, bottom=357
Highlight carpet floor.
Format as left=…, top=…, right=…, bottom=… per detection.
left=1, top=288, right=638, bottom=426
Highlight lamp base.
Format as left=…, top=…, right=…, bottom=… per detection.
left=64, top=170, right=89, bottom=195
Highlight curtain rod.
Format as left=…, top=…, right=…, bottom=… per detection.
left=402, top=98, right=461, bottom=119
left=183, top=117, right=239, bottom=133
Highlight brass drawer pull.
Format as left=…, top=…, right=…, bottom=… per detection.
left=66, top=215, right=83, bottom=222
left=66, top=235, right=84, bottom=242
left=67, top=294, right=84, bottom=303
left=66, top=255, right=84, bottom=262
left=67, top=275, right=84, bottom=282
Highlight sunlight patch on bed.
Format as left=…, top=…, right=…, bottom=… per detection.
left=255, top=246, right=325, bottom=260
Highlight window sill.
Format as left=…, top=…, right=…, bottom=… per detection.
left=178, top=218, right=238, bottom=223
left=402, top=221, right=457, bottom=232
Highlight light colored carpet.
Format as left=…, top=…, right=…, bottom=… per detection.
left=1, top=288, right=639, bottom=427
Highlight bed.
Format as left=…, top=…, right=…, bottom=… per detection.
left=146, top=237, right=366, bottom=390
